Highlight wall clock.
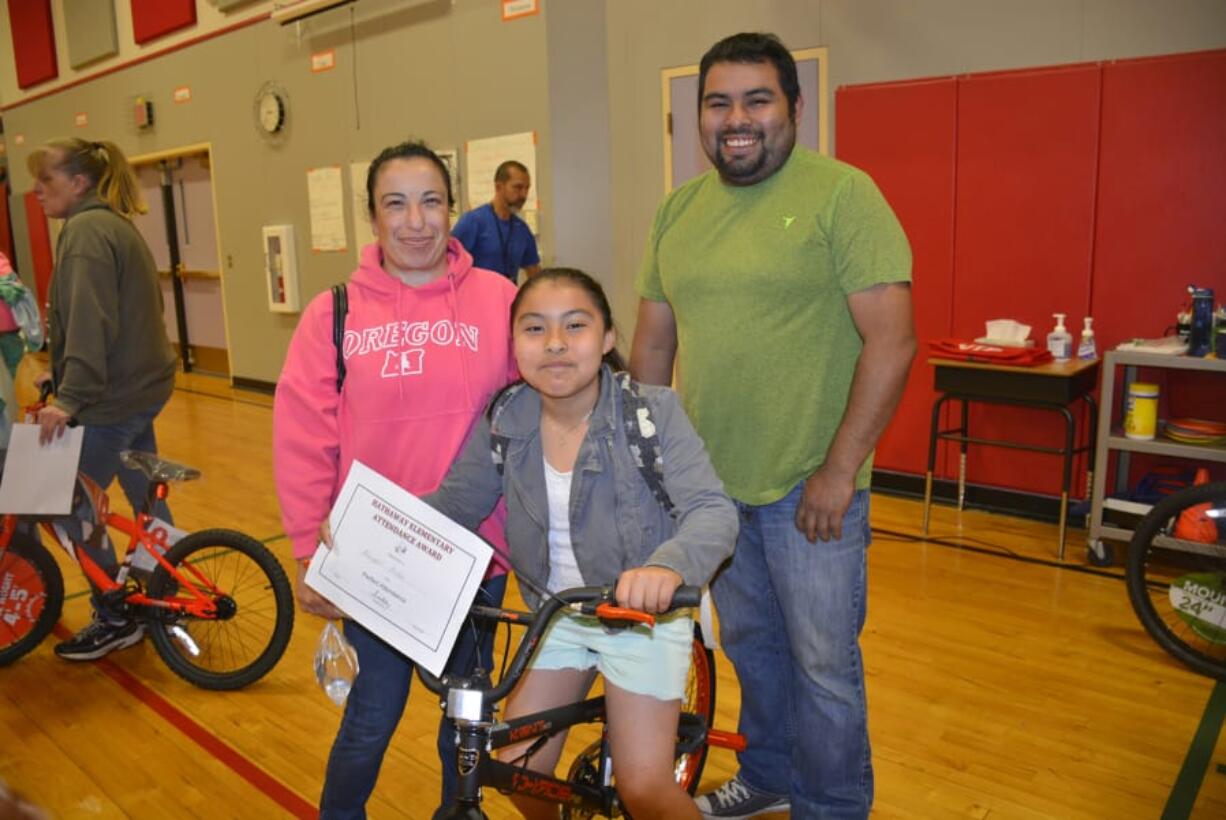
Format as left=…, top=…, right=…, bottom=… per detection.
left=253, top=82, right=289, bottom=139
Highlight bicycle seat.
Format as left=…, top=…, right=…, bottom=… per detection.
left=119, top=451, right=201, bottom=483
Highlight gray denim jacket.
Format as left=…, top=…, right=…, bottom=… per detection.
left=427, top=366, right=738, bottom=609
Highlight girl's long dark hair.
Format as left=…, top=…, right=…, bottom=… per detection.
left=489, top=267, right=626, bottom=419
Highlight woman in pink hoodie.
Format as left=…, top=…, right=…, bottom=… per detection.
left=272, top=141, right=517, bottom=818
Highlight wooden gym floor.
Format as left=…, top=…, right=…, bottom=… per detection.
left=2, top=368, right=1224, bottom=819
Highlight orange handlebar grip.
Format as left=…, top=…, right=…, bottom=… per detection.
left=593, top=603, right=656, bottom=628
left=706, top=729, right=747, bottom=752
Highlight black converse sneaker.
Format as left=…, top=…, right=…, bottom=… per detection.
left=695, top=775, right=790, bottom=819
left=54, top=618, right=145, bottom=661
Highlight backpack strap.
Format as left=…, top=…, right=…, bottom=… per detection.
left=488, top=382, right=529, bottom=476
left=487, top=374, right=674, bottom=515
left=616, top=373, right=674, bottom=515
left=331, top=284, right=348, bottom=392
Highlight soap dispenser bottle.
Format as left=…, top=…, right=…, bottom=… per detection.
left=1077, top=317, right=1097, bottom=360
left=1047, top=313, right=1072, bottom=361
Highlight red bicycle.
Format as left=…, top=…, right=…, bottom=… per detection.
left=0, top=395, right=293, bottom=690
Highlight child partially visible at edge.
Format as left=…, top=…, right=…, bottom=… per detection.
left=425, top=268, right=737, bottom=820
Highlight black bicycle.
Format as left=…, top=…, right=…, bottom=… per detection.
left=1126, top=480, right=1226, bottom=680
left=418, top=584, right=744, bottom=818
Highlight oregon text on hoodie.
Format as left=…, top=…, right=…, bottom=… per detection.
left=273, top=238, right=518, bottom=563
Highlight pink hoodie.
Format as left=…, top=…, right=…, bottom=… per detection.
left=273, top=238, right=517, bottom=563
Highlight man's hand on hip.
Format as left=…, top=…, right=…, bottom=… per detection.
left=796, top=464, right=855, bottom=543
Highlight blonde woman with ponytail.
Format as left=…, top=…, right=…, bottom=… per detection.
left=28, top=138, right=178, bottom=661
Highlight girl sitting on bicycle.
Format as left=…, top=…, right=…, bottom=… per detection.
left=427, top=268, right=737, bottom=820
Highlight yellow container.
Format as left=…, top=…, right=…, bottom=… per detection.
left=1124, top=382, right=1159, bottom=440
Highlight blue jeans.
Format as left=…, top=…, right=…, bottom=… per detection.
left=76, top=404, right=172, bottom=622
left=319, top=573, right=507, bottom=819
left=712, top=484, right=872, bottom=819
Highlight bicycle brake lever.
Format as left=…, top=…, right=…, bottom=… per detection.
left=588, top=602, right=656, bottom=628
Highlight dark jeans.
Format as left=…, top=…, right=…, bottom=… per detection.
left=714, top=485, right=873, bottom=819
left=74, top=404, right=172, bottom=622
left=319, top=573, right=507, bottom=819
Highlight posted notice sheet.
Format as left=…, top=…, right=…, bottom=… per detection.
left=304, top=460, right=492, bottom=676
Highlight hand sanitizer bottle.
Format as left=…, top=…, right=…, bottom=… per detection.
left=1077, top=317, right=1097, bottom=359
left=1047, top=313, right=1072, bottom=361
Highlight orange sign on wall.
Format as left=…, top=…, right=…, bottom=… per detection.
left=501, top=0, right=538, bottom=21
left=311, top=49, right=336, bottom=73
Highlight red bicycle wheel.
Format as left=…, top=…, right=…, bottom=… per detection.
left=0, top=536, right=64, bottom=666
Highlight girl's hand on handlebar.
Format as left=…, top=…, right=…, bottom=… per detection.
left=615, top=566, right=683, bottom=614
left=294, top=559, right=347, bottom=620
left=36, top=404, right=72, bottom=445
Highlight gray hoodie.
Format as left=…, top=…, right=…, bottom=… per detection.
left=427, top=365, right=738, bottom=609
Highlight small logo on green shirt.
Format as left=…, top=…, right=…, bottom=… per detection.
left=782, top=216, right=797, bottom=229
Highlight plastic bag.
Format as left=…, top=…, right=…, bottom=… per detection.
left=315, top=620, right=359, bottom=706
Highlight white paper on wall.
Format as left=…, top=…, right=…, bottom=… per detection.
left=464, top=131, right=538, bottom=232
left=307, top=165, right=347, bottom=253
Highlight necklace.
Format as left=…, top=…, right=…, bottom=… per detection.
left=542, top=407, right=594, bottom=439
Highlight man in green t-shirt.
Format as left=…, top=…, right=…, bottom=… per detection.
left=631, top=33, right=916, bottom=819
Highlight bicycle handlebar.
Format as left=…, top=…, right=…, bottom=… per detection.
left=38, top=381, right=53, bottom=404
left=418, top=583, right=702, bottom=705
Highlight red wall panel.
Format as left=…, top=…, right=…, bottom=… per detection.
left=0, top=183, right=14, bottom=265
left=23, top=193, right=54, bottom=310
left=836, top=78, right=958, bottom=475
left=130, top=0, right=197, bottom=45
left=836, top=50, right=1226, bottom=506
left=1093, top=50, right=1226, bottom=351
left=7, top=0, right=58, bottom=89
left=952, top=65, right=1102, bottom=495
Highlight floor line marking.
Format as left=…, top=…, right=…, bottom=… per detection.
left=52, top=623, right=318, bottom=819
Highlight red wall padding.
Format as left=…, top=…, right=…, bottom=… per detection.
left=837, top=50, right=1226, bottom=501
left=836, top=78, right=958, bottom=475
left=7, top=0, right=58, bottom=89
left=952, top=65, right=1102, bottom=495
left=1093, top=51, right=1226, bottom=350
left=0, top=183, right=14, bottom=265
left=23, top=193, right=54, bottom=310
left=1094, top=50, right=1226, bottom=491
left=130, top=0, right=197, bottom=45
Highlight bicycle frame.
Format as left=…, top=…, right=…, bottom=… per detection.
left=0, top=482, right=225, bottom=621
left=420, top=587, right=745, bottom=818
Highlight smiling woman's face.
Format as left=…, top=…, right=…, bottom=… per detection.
left=372, top=157, right=451, bottom=283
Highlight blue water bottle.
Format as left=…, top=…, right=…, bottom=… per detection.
left=1188, top=285, right=1214, bottom=357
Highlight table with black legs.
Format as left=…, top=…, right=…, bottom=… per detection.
left=921, top=357, right=1100, bottom=559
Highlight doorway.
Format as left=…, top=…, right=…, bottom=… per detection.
left=131, top=144, right=230, bottom=377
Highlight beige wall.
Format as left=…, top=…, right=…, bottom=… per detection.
left=602, top=0, right=1226, bottom=338
left=4, top=0, right=1226, bottom=382
left=3, top=0, right=551, bottom=382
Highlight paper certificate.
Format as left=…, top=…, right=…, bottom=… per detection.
left=304, top=460, right=493, bottom=676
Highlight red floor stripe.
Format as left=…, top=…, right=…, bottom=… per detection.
left=52, top=623, right=318, bottom=819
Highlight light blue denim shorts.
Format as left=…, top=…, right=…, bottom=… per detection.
left=528, top=609, right=694, bottom=702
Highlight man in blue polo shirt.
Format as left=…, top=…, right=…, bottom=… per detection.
left=452, top=160, right=541, bottom=284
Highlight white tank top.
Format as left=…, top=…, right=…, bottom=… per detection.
left=544, top=456, right=585, bottom=593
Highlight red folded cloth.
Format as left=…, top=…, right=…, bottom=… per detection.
left=928, top=338, right=1054, bottom=366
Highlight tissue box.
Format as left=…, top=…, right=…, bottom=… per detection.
left=976, top=318, right=1034, bottom=348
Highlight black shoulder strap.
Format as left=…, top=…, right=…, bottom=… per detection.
left=616, top=372, right=674, bottom=515
left=332, top=284, right=348, bottom=393
left=487, top=375, right=674, bottom=515
left=489, top=382, right=529, bottom=476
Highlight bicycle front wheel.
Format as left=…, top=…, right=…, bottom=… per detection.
left=0, top=532, right=64, bottom=667
left=1126, top=481, right=1226, bottom=680
left=146, top=529, right=294, bottom=690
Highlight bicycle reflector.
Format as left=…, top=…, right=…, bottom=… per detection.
left=155, top=483, right=169, bottom=500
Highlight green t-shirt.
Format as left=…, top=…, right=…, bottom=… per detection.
left=637, top=147, right=911, bottom=504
